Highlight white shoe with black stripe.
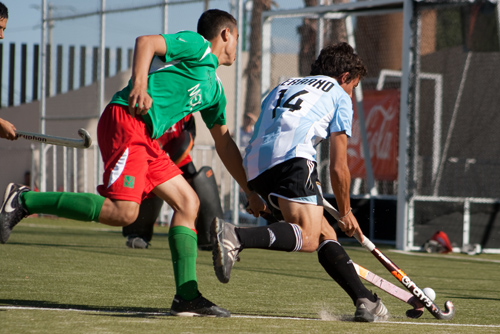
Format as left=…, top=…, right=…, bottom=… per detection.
left=354, top=294, right=389, bottom=322
left=211, top=217, right=241, bottom=283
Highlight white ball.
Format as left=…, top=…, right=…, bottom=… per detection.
left=422, top=287, right=436, bottom=301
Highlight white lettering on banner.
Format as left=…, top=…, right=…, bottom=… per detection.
left=365, top=103, right=397, bottom=160
left=188, top=84, right=202, bottom=110
left=347, top=89, right=399, bottom=180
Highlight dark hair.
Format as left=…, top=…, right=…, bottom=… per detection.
left=197, top=9, right=236, bottom=40
left=0, top=2, right=8, bottom=20
left=310, top=42, right=367, bottom=83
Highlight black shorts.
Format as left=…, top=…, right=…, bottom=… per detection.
left=248, top=158, right=323, bottom=220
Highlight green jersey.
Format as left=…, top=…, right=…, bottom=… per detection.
left=110, top=31, right=227, bottom=139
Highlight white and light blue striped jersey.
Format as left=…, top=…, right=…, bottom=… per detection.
left=243, top=75, right=353, bottom=181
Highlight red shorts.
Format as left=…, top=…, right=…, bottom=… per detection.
left=96, top=104, right=182, bottom=203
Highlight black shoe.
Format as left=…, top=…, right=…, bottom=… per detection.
left=170, top=294, right=230, bottom=317
left=125, top=235, right=150, bottom=249
left=211, top=217, right=241, bottom=283
left=0, top=183, right=30, bottom=244
left=354, top=294, right=389, bottom=322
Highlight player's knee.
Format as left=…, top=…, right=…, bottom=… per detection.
left=300, top=239, right=320, bottom=252
left=300, top=230, right=321, bottom=252
left=173, top=195, right=199, bottom=221
left=116, top=210, right=140, bottom=226
left=185, top=195, right=200, bottom=218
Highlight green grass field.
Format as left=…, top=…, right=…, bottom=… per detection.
left=1, top=217, right=499, bottom=333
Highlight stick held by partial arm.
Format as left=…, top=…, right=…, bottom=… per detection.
left=17, top=128, right=92, bottom=149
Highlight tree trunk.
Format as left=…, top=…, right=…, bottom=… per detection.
left=243, top=0, right=272, bottom=122
left=298, top=0, right=318, bottom=76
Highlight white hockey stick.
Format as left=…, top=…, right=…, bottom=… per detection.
left=322, top=199, right=455, bottom=320
left=353, top=262, right=424, bottom=318
left=16, top=128, right=92, bottom=149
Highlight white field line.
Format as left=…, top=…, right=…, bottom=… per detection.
left=1, top=305, right=499, bottom=328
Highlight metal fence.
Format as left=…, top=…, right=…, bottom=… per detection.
left=6, top=0, right=500, bottom=252
left=408, top=0, right=500, bottom=253
left=262, top=0, right=500, bottom=252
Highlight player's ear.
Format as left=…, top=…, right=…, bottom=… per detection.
left=220, top=27, right=230, bottom=42
left=338, top=72, right=351, bottom=85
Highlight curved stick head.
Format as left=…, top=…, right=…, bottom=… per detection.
left=437, top=300, right=455, bottom=320
left=78, top=128, right=92, bottom=148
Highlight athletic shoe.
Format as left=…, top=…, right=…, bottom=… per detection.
left=0, top=183, right=30, bottom=244
left=354, top=294, right=389, bottom=322
left=125, top=236, right=150, bottom=249
left=170, top=294, right=230, bottom=317
left=210, top=217, right=241, bottom=283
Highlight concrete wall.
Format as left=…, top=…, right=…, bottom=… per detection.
left=0, top=70, right=130, bottom=193
left=0, top=51, right=272, bottom=194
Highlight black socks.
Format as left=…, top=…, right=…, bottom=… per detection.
left=317, top=240, right=375, bottom=304
left=236, top=222, right=303, bottom=252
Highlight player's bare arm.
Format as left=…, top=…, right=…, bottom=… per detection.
left=128, top=35, right=167, bottom=117
left=0, top=118, right=17, bottom=140
left=209, top=123, right=266, bottom=216
left=329, top=131, right=363, bottom=239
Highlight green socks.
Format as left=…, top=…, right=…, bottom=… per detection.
left=20, top=191, right=105, bottom=222
left=168, top=226, right=199, bottom=300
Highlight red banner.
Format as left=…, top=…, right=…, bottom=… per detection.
left=347, top=89, right=399, bottom=181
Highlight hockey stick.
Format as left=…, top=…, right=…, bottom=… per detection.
left=353, top=262, right=424, bottom=318
left=16, top=128, right=92, bottom=149
left=258, top=209, right=424, bottom=317
left=323, top=199, right=455, bottom=320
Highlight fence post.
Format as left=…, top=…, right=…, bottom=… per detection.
left=21, top=44, right=27, bottom=104
left=68, top=46, right=75, bottom=91
left=8, top=43, right=15, bottom=106
left=33, top=44, right=39, bottom=101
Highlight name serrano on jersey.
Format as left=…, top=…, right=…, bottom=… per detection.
left=280, top=77, right=334, bottom=92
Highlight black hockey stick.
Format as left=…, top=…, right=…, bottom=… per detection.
left=323, top=199, right=455, bottom=320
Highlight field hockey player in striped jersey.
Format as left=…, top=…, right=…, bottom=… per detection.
left=212, top=43, right=388, bottom=322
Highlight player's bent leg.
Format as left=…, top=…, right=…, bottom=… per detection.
left=278, top=198, right=323, bottom=252
left=153, top=175, right=199, bottom=229
left=316, top=221, right=389, bottom=322
left=1, top=184, right=142, bottom=243
left=211, top=199, right=322, bottom=283
left=98, top=199, right=140, bottom=226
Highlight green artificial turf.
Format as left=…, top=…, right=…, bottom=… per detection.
left=1, top=217, right=499, bottom=333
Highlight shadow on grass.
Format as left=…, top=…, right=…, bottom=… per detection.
left=447, top=295, right=500, bottom=302
left=0, top=299, right=170, bottom=318
left=6, top=241, right=171, bottom=260
left=7, top=241, right=120, bottom=249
